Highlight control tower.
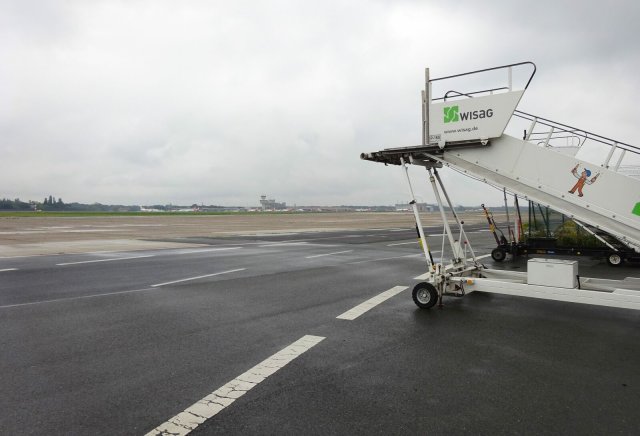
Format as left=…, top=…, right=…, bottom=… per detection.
left=259, top=195, right=287, bottom=211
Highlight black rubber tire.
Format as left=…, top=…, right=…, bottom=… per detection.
left=412, top=282, right=439, bottom=309
left=491, top=247, right=506, bottom=262
left=606, top=253, right=623, bottom=267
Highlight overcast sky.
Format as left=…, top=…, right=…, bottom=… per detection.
left=2, top=0, right=639, bottom=207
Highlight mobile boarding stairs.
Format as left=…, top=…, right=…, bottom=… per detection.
left=361, top=62, right=640, bottom=311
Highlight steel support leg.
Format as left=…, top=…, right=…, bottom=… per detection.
left=400, top=156, right=434, bottom=270
left=427, top=168, right=460, bottom=263
left=433, top=169, right=478, bottom=262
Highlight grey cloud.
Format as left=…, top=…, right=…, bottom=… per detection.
left=1, top=0, right=638, bottom=206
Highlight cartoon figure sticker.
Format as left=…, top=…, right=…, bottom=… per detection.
left=568, top=164, right=599, bottom=197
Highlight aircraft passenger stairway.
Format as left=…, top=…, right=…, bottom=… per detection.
left=361, top=62, right=640, bottom=252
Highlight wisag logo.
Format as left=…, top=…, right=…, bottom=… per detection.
left=443, top=105, right=494, bottom=123
left=443, top=106, right=459, bottom=123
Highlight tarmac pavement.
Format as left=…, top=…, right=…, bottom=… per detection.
left=1, top=225, right=638, bottom=435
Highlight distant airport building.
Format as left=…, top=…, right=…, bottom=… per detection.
left=395, top=202, right=434, bottom=212
left=260, top=195, right=287, bottom=211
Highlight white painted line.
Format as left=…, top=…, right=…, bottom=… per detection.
left=56, top=255, right=155, bottom=266
left=386, top=239, right=448, bottom=247
left=337, top=286, right=408, bottom=320
left=173, top=247, right=242, bottom=255
left=258, top=242, right=309, bottom=247
left=0, top=268, right=18, bottom=272
left=146, top=335, right=325, bottom=436
left=347, top=253, right=423, bottom=265
left=1, top=245, right=206, bottom=259
left=305, top=250, right=354, bottom=259
left=0, top=229, right=118, bottom=235
left=386, top=241, right=416, bottom=246
left=238, top=232, right=300, bottom=237
left=0, top=288, right=155, bottom=309
left=151, top=268, right=246, bottom=287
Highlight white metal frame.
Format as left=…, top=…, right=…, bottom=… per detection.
left=376, top=62, right=640, bottom=311
left=399, top=152, right=640, bottom=311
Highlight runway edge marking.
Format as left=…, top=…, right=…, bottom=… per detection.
left=145, top=335, right=325, bottom=436
left=337, top=285, right=409, bottom=320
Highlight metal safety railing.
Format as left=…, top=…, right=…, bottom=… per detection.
left=514, top=110, right=640, bottom=174
left=430, top=61, right=537, bottom=102
left=422, top=61, right=639, bottom=175
left=422, top=62, right=537, bottom=145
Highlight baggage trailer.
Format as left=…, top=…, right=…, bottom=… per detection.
left=481, top=202, right=640, bottom=266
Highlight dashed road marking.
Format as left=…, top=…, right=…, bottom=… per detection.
left=347, top=253, right=423, bottom=265
left=151, top=268, right=246, bottom=287
left=0, top=229, right=119, bottom=235
left=258, top=242, right=310, bottom=247
left=0, top=288, right=156, bottom=309
left=56, top=255, right=155, bottom=266
left=386, top=241, right=416, bottom=246
left=238, top=232, right=300, bottom=237
left=337, top=286, right=408, bottom=320
left=172, top=247, right=242, bottom=255
left=0, top=268, right=18, bottom=272
left=305, top=250, right=354, bottom=259
left=146, top=335, right=325, bottom=436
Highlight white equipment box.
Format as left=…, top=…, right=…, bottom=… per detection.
left=527, top=258, right=578, bottom=289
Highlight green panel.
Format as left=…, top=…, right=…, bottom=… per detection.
left=443, top=106, right=459, bottom=123
left=633, top=202, right=640, bottom=216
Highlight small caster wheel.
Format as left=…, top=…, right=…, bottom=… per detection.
left=607, top=253, right=623, bottom=266
left=491, top=247, right=506, bottom=262
left=412, top=282, right=438, bottom=309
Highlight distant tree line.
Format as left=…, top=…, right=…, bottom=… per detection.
left=0, top=197, right=141, bottom=212
left=0, top=198, right=33, bottom=210
left=0, top=198, right=231, bottom=212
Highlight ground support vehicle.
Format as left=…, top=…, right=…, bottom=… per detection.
left=361, top=62, right=640, bottom=311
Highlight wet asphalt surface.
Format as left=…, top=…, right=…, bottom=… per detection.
left=1, top=225, right=639, bottom=435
